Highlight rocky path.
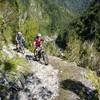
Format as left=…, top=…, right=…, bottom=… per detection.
left=0, top=44, right=59, bottom=100
left=0, top=44, right=99, bottom=100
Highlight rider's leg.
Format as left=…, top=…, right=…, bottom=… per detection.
left=16, top=43, right=20, bottom=51
left=34, top=46, right=37, bottom=56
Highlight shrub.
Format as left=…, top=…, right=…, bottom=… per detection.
left=3, top=26, right=13, bottom=43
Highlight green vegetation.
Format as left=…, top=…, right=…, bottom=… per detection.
left=87, top=70, right=100, bottom=94
left=0, top=0, right=75, bottom=52
left=55, top=0, right=100, bottom=73
left=35, top=0, right=74, bottom=33
left=0, top=49, right=31, bottom=80
left=57, top=0, right=93, bottom=14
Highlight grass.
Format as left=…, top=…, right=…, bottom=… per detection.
left=87, top=70, right=100, bottom=94
left=0, top=48, right=31, bottom=81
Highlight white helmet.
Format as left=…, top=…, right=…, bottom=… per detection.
left=37, top=33, right=41, bottom=37
left=18, top=32, right=22, bottom=35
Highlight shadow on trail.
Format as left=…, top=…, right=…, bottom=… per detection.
left=13, top=47, right=35, bottom=61
left=25, top=54, right=48, bottom=65
left=61, top=79, right=99, bottom=100
left=25, top=55, right=35, bottom=61
left=13, top=48, right=17, bottom=51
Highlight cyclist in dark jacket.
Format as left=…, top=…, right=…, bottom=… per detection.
left=16, top=32, right=25, bottom=51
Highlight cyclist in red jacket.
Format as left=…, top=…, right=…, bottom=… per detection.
left=33, top=33, right=44, bottom=56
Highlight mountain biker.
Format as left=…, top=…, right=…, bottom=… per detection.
left=33, top=33, right=44, bottom=56
left=16, top=32, right=25, bottom=52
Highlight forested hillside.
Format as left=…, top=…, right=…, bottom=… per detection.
left=0, top=0, right=93, bottom=46
left=56, top=0, right=100, bottom=74
left=57, top=0, right=93, bottom=14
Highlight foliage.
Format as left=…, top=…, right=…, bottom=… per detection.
left=3, top=58, right=17, bottom=72
left=57, top=0, right=93, bottom=14
left=3, top=26, right=13, bottom=43
left=0, top=57, right=17, bottom=73
left=19, top=19, right=39, bottom=48
left=71, top=0, right=100, bottom=50
left=55, top=0, right=100, bottom=72
left=64, top=32, right=81, bottom=64
left=45, top=42, right=61, bottom=57
left=0, top=50, right=31, bottom=80
left=0, top=0, right=91, bottom=47
left=87, top=70, right=100, bottom=96
left=69, top=0, right=100, bottom=70
left=35, top=0, right=74, bottom=34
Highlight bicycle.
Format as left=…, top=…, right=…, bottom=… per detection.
left=16, top=42, right=25, bottom=54
left=34, top=47, right=48, bottom=65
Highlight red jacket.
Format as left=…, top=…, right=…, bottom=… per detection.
left=33, top=37, right=43, bottom=47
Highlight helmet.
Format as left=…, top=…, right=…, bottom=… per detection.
left=18, top=32, right=22, bottom=35
left=37, top=33, right=41, bottom=37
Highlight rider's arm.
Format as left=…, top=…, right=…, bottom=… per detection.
left=22, top=36, right=25, bottom=42
left=40, top=38, right=44, bottom=45
left=33, top=40, right=36, bottom=46
left=15, top=34, right=19, bottom=43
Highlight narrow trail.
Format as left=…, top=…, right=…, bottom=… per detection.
left=49, top=56, right=99, bottom=100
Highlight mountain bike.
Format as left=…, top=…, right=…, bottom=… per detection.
left=16, top=42, right=25, bottom=54
left=34, top=47, right=48, bottom=65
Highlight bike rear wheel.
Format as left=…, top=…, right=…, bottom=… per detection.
left=20, top=47, right=25, bottom=54
left=41, top=52, right=48, bottom=65
left=16, top=43, right=25, bottom=54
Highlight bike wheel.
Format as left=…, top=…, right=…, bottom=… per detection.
left=21, top=48, right=25, bottom=54
left=34, top=52, right=40, bottom=61
left=41, top=52, right=48, bottom=65
left=20, top=46, right=25, bottom=54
